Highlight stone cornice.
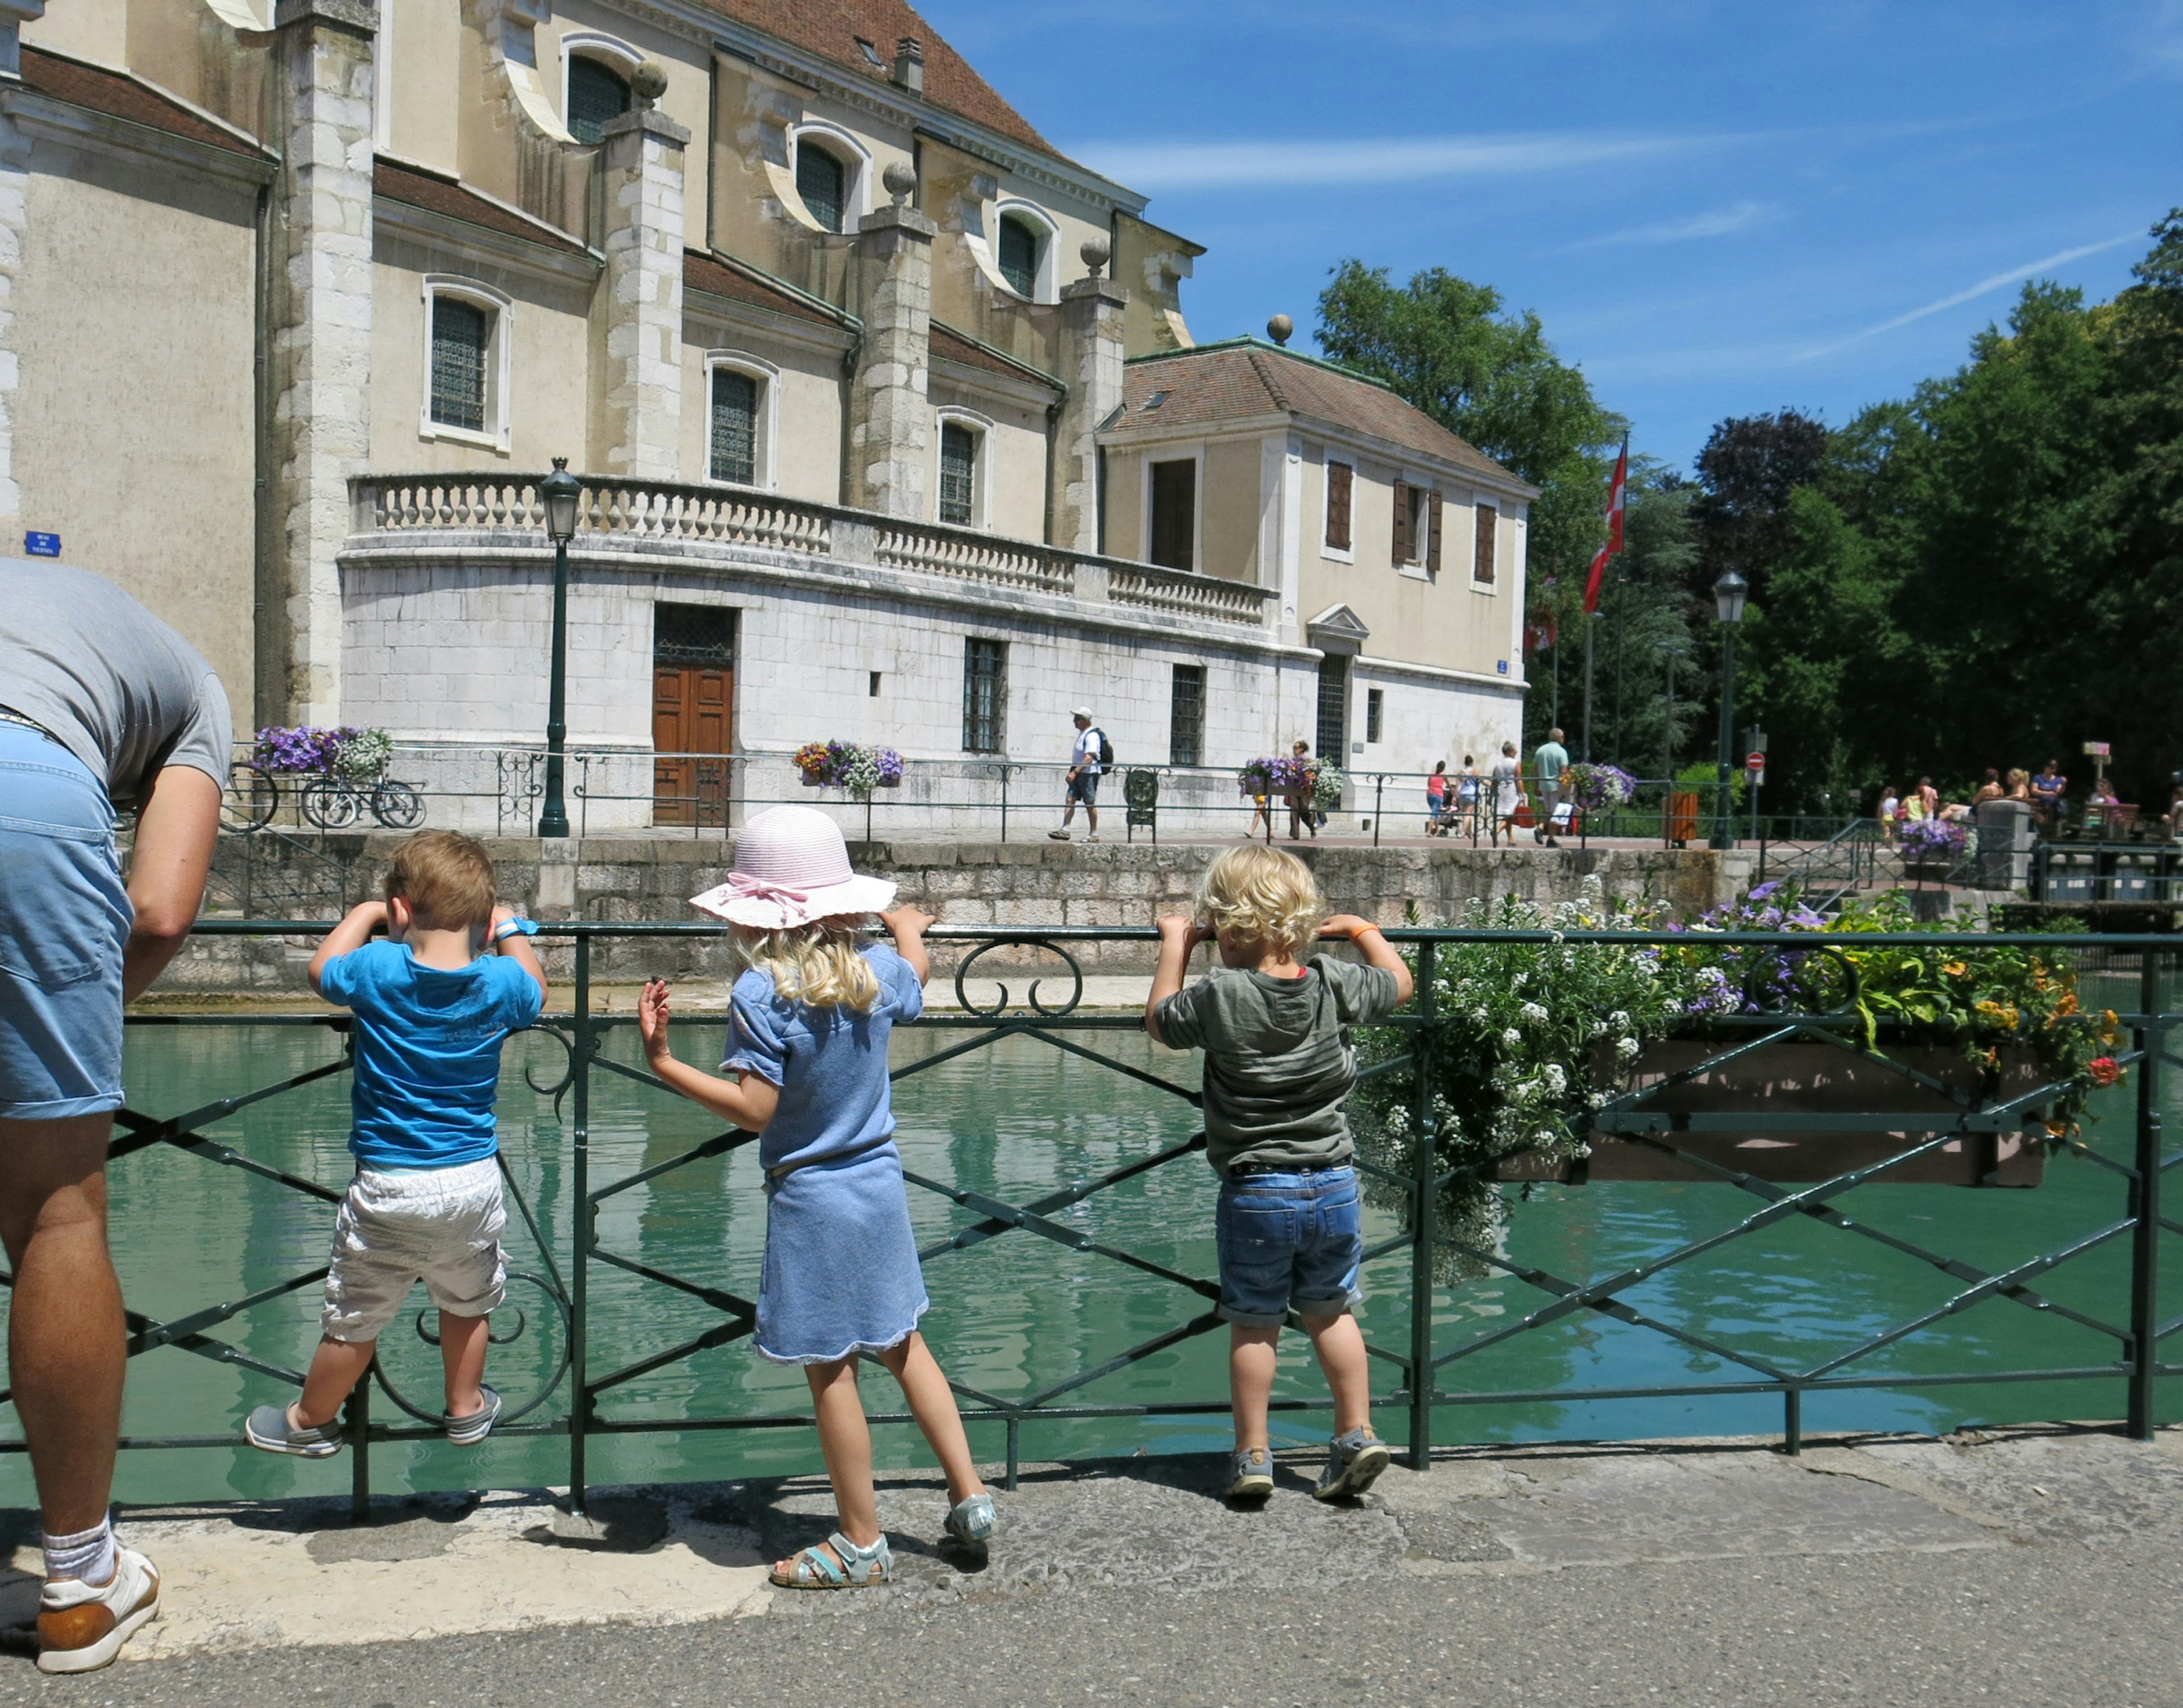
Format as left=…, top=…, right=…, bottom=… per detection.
left=374, top=193, right=603, bottom=284
left=0, top=82, right=278, bottom=185
left=929, top=351, right=1063, bottom=413
left=1354, top=650, right=1526, bottom=693
left=274, top=0, right=375, bottom=35
left=682, top=284, right=857, bottom=359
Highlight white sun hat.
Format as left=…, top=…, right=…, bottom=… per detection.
left=688, top=804, right=897, bottom=929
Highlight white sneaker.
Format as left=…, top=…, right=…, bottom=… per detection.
left=38, top=1547, right=160, bottom=1673
left=1047, top=828, right=1071, bottom=841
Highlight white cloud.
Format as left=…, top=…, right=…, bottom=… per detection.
left=1069, top=130, right=1740, bottom=192
left=1566, top=201, right=1778, bottom=251
left=1795, top=231, right=2144, bottom=358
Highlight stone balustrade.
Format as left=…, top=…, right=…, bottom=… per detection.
left=349, top=473, right=1276, bottom=628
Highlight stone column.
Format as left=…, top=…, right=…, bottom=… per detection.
left=0, top=2, right=42, bottom=531
left=265, top=0, right=376, bottom=725
left=597, top=78, right=687, bottom=481
left=848, top=162, right=935, bottom=518
left=1049, top=237, right=1126, bottom=554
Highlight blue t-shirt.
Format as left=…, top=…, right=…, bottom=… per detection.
left=318, top=940, right=544, bottom=1170
left=722, top=942, right=924, bottom=1173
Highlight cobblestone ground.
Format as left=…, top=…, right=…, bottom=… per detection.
left=1, top=1427, right=2180, bottom=1705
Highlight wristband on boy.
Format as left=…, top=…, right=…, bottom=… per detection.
left=492, top=916, right=539, bottom=945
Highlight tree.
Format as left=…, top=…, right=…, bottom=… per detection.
left=1691, top=409, right=1830, bottom=595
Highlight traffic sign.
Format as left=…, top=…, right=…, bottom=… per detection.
left=1745, top=752, right=1766, bottom=771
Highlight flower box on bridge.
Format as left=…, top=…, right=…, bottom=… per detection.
left=1495, top=1037, right=2050, bottom=1187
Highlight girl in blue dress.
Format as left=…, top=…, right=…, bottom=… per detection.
left=637, top=805, right=993, bottom=1588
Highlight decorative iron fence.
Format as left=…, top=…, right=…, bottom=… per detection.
left=26, top=922, right=2176, bottom=1523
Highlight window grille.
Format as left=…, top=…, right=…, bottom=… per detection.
left=1474, top=503, right=1498, bottom=586
left=962, top=637, right=1006, bottom=753
left=567, top=57, right=630, bottom=145
left=653, top=603, right=736, bottom=667
left=998, top=216, right=1039, bottom=296
left=1169, top=664, right=1204, bottom=767
left=797, top=143, right=845, bottom=232
left=709, top=369, right=758, bottom=485
left=1149, top=459, right=1195, bottom=571
left=1315, top=656, right=1347, bottom=761
left=1366, top=687, right=1384, bottom=744
left=429, top=296, right=488, bottom=434
left=940, top=423, right=977, bottom=525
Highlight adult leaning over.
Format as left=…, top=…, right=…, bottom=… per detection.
left=0, top=558, right=228, bottom=1673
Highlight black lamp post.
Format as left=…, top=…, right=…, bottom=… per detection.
left=536, top=457, right=582, bottom=838
left=1709, top=568, right=1748, bottom=851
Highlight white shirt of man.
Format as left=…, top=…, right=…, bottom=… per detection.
left=1072, top=726, right=1101, bottom=775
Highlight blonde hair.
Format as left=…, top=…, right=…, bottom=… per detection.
left=733, top=916, right=881, bottom=1012
left=1195, top=845, right=1323, bottom=957
left=383, top=830, right=497, bottom=930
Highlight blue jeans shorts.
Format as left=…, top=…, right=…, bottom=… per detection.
left=1214, top=1165, right=1364, bottom=1328
left=1067, top=770, right=1099, bottom=805
left=0, top=723, right=130, bottom=1119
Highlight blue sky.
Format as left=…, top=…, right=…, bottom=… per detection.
left=936, top=1, right=2183, bottom=471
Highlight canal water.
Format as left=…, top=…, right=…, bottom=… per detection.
left=13, top=996, right=2177, bottom=1509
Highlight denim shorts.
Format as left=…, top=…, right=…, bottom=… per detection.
left=0, top=723, right=129, bottom=1120
left=1067, top=770, right=1099, bottom=805
left=1214, top=1165, right=1364, bottom=1327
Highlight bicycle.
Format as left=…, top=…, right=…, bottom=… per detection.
left=221, top=759, right=280, bottom=833
left=299, top=761, right=426, bottom=830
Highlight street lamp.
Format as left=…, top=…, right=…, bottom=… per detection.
left=1709, top=568, right=1748, bottom=851
left=537, top=457, right=582, bottom=838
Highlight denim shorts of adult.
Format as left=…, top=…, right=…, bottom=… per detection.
left=1214, top=1165, right=1364, bottom=1328
left=1068, top=770, right=1099, bottom=805
left=0, top=722, right=130, bottom=1120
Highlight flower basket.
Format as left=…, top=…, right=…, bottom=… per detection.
left=254, top=725, right=391, bottom=778
left=1564, top=763, right=1637, bottom=813
left=794, top=742, right=902, bottom=796
left=1238, top=755, right=1313, bottom=797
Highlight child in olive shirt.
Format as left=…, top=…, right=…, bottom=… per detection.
left=1145, top=846, right=1413, bottom=1502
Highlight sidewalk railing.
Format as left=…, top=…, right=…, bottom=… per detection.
left=35, top=923, right=2178, bottom=1518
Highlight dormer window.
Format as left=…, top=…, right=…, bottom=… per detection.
left=797, top=143, right=846, bottom=233
left=855, top=36, right=884, bottom=67
left=1144, top=390, right=1172, bottom=413
left=997, top=214, right=1042, bottom=297
left=566, top=56, right=630, bottom=144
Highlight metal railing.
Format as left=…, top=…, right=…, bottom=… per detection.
left=26, top=922, right=2177, bottom=1520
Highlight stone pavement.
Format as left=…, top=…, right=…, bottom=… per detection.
left=1, top=1424, right=2181, bottom=1702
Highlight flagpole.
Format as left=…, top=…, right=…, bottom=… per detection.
left=1581, top=618, right=1594, bottom=762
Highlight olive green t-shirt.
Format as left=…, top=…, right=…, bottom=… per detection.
left=1153, top=955, right=1400, bottom=1177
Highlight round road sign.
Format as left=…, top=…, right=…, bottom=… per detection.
left=1745, top=752, right=1766, bottom=771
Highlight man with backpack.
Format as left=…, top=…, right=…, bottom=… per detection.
left=1050, top=706, right=1107, bottom=842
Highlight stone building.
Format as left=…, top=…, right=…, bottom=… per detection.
left=2, top=0, right=1532, bottom=830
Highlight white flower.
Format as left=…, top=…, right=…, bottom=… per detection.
left=1609, top=1011, right=1631, bottom=1028
left=1520, top=1001, right=1549, bottom=1025
left=1616, top=1036, right=1640, bottom=1059
left=1503, top=1028, right=1522, bottom=1047
left=1543, top=1063, right=1568, bottom=1094
left=1587, top=1092, right=1608, bottom=1109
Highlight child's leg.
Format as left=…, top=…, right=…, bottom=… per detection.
left=800, top=1356, right=882, bottom=1553
left=438, top=1311, right=489, bottom=1416
left=873, top=1331, right=984, bottom=1503
left=1228, top=1324, right=1280, bottom=1452
left=293, top=1337, right=376, bottom=1429
left=1301, top=1308, right=1372, bottom=1437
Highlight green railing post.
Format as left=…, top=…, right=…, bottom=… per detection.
left=2127, top=947, right=2165, bottom=1440
left=347, top=1377, right=370, bottom=1522
left=1408, top=939, right=1437, bottom=1472
left=569, top=933, right=592, bottom=1512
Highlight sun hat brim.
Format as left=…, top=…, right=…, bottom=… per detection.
left=688, top=872, right=898, bottom=930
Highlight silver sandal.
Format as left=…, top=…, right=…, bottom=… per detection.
left=770, top=1530, right=892, bottom=1590
left=943, top=1491, right=995, bottom=1547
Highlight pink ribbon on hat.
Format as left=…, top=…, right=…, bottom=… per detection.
left=721, top=871, right=812, bottom=907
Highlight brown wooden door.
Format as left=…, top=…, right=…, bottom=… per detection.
left=653, top=664, right=732, bottom=826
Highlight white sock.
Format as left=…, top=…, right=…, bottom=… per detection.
left=43, top=1516, right=116, bottom=1584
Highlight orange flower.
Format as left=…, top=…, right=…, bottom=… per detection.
left=2100, top=1009, right=2124, bottom=1047
left=1942, top=961, right=1969, bottom=978
left=2052, top=991, right=2078, bottom=1017
left=2086, top=1056, right=2123, bottom=1088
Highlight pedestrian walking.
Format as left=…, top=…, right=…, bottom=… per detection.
left=1049, top=707, right=1105, bottom=843
left=1286, top=738, right=1319, bottom=841
left=1455, top=755, right=1482, bottom=841
left=1533, top=727, right=1570, bottom=846
left=0, top=559, right=229, bottom=1672
left=642, top=807, right=993, bottom=1587
left=1489, top=741, right=1525, bottom=846
left=1425, top=761, right=1448, bottom=836
left=1877, top=784, right=1899, bottom=843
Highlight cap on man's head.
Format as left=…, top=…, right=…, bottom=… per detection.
left=1071, top=705, right=1093, bottom=720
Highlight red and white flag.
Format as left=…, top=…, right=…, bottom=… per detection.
left=1582, top=437, right=1629, bottom=615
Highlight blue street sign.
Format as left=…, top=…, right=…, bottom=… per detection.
left=23, top=531, right=59, bottom=557
left=1496, top=659, right=1509, bottom=675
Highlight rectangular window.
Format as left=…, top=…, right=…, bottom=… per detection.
left=1474, top=502, right=1498, bottom=586
left=1366, top=687, right=1383, bottom=744
left=962, top=637, right=1006, bottom=753
left=1169, top=663, right=1205, bottom=767
left=709, top=368, right=758, bottom=485
left=1315, top=655, right=1347, bottom=762
left=1325, top=459, right=1352, bottom=551
left=940, top=422, right=977, bottom=526
left=1149, top=458, right=1196, bottom=570
left=429, top=296, right=489, bottom=433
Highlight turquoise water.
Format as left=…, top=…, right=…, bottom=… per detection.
left=12, top=994, right=2177, bottom=1508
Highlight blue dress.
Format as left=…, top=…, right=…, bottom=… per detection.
left=724, top=944, right=929, bottom=1364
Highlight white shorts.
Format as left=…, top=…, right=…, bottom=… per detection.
left=321, top=1158, right=507, bottom=1343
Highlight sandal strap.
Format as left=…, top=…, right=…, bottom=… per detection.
left=827, top=1530, right=890, bottom=1584
left=787, top=1543, right=848, bottom=1587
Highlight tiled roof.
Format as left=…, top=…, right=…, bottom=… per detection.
left=19, top=45, right=269, bottom=158
left=931, top=322, right=1060, bottom=392
left=684, top=248, right=854, bottom=330
left=374, top=158, right=590, bottom=256
left=1115, top=339, right=1523, bottom=486
left=705, top=0, right=1055, bottom=158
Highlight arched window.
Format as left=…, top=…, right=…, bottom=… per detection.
left=939, top=419, right=980, bottom=525
left=420, top=277, right=512, bottom=449
left=566, top=56, right=630, bottom=144
left=796, top=143, right=846, bottom=234
left=997, top=214, right=1041, bottom=297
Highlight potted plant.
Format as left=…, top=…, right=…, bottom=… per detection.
left=1898, top=815, right=1969, bottom=877
left=794, top=742, right=903, bottom=797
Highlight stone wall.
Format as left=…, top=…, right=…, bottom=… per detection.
left=162, top=834, right=1754, bottom=994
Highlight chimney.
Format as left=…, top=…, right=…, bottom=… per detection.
left=892, top=36, right=924, bottom=95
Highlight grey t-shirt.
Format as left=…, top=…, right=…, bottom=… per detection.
left=0, top=559, right=231, bottom=810
left=1154, top=955, right=1400, bottom=1176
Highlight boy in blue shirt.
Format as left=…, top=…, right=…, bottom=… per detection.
left=245, top=831, right=545, bottom=1455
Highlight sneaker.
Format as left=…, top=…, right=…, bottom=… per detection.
left=1085, top=834, right=1101, bottom=843
left=244, top=1401, right=344, bottom=1457
left=1225, top=1446, right=1274, bottom=1502
left=445, top=1385, right=502, bottom=1445
left=38, top=1548, right=159, bottom=1674
left=1047, top=829, right=1071, bottom=841
left=1313, top=1427, right=1392, bottom=1502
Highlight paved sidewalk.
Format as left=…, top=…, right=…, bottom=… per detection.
left=1, top=1424, right=2180, bottom=1701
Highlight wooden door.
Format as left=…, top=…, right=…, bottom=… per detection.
left=653, top=664, right=732, bottom=826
